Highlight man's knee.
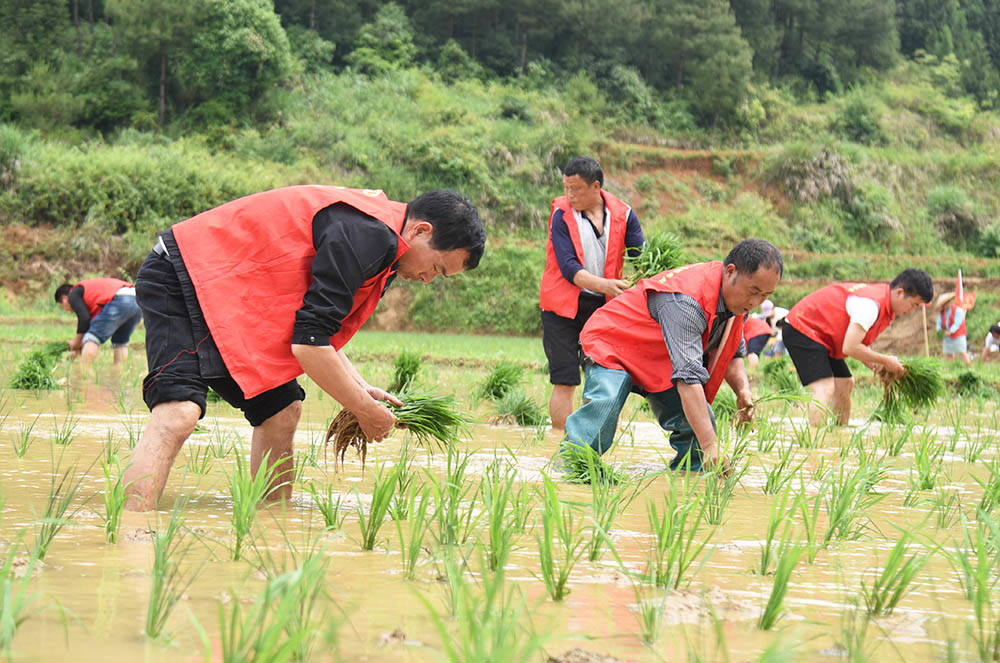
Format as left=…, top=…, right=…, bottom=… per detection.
left=259, top=400, right=302, bottom=431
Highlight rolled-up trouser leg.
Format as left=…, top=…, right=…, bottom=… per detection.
left=563, top=364, right=633, bottom=455
left=646, top=387, right=716, bottom=471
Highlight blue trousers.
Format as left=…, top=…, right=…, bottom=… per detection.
left=563, top=364, right=716, bottom=471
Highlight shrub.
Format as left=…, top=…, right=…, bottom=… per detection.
left=978, top=221, right=1000, bottom=258
left=843, top=181, right=900, bottom=244
left=927, top=185, right=981, bottom=249
left=833, top=93, right=885, bottom=145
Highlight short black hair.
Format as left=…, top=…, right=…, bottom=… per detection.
left=54, top=283, right=73, bottom=303
left=990, top=324, right=1000, bottom=336
left=889, top=268, right=933, bottom=302
left=563, top=156, right=604, bottom=187
left=407, top=190, right=486, bottom=270
left=723, top=239, right=783, bottom=277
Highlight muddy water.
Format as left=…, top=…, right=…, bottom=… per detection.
left=1, top=386, right=997, bottom=662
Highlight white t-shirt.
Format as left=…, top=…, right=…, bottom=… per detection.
left=845, top=296, right=880, bottom=331
left=986, top=330, right=1000, bottom=352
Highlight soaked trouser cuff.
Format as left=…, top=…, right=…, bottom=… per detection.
left=645, top=386, right=716, bottom=471
left=563, top=364, right=633, bottom=455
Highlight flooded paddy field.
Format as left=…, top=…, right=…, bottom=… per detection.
left=2, top=329, right=1000, bottom=662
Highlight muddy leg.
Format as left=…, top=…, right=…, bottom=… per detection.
left=251, top=400, right=301, bottom=502
left=124, top=401, right=200, bottom=511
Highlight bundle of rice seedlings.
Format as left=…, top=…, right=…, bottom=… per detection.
left=9, top=341, right=68, bottom=390
left=872, top=358, right=944, bottom=424
left=761, top=356, right=801, bottom=394
left=476, top=360, right=524, bottom=401
left=626, top=232, right=686, bottom=284
left=953, top=370, right=996, bottom=398
left=558, top=443, right=629, bottom=485
left=490, top=389, right=546, bottom=427
left=387, top=350, right=422, bottom=394
left=326, top=391, right=470, bottom=469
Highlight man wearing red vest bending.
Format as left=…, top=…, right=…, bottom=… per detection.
left=563, top=239, right=782, bottom=472
left=539, top=156, right=644, bottom=431
left=781, top=269, right=933, bottom=427
left=54, top=278, right=142, bottom=366
left=124, top=186, right=485, bottom=511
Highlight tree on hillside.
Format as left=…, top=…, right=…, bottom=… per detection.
left=0, top=0, right=71, bottom=79
left=346, top=3, right=417, bottom=75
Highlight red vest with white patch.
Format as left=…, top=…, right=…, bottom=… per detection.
left=785, top=283, right=894, bottom=359
left=77, top=278, right=132, bottom=318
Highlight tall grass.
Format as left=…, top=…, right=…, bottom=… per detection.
left=228, top=450, right=284, bottom=561
left=357, top=462, right=399, bottom=551
left=535, top=475, right=588, bottom=601
left=145, top=497, right=201, bottom=640
left=859, top=535, right=929, bottom=617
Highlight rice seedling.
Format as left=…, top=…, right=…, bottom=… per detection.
left=356, top=461, right=399, bottom=551
left=625, top=231, right=685, bottom=283
left=877, top=420, right=914, bottom=457
left=944, top=511, right=1000, bottom=661
left=427, top=445, right=480, bottom=547
left=328, top=391, right=470, bottom=469
left=146, top=497, right=201, bottom=640
left=33, top=452, right=88, bottom=560
left=757, top=545, right=802, bottom=630
left=631, top=581, right=668, bottom=645
left=535, top=475, right=588, bottom=601
left=480, top=460, right=523, bottom=572
left=761, top=356, right=801, bottom=394
left=790, top=418, right=828, bottom=449
left=305, top=481, right=346, bottom=530
left=418, top=557, right=547, bottom=663
left=763, top=442, right=805, bottom=495
left=963, top=419, right=993, bottom=464
left=387, top=349, right=422, bottom=394
left=228, top=450, right=285, bottom=561
left=184, top=444, right=214, bottom=475
left=477, top=360, right=524, bottom=401
left=121, top=414, right=142, bottom=450
left=758, top=486, right=796, bottom=576
left=823, top=464, right=885, bottom=546
left=292, top=451, right=311, bottom=484
left=912, top=426, right=945, bottom=491
left=754, top=418, right=781, bottom=453
left=872, top=357, right=944, bottom=424
left=491, top=389, right=547, bottom=427
left=712, top=388, right=738, bottom=421
left=0, top=537, right=43, bottom=654
left=859, top=534, right=929, bottom=617
left=954, top=369, right=995, bottom=398
left=216, top=570, right=313, bottom=662
left=701, top=440, right=750, bottom=525
left=557, top=442, right=629, bottom=485
left=944, top=403, right=965, bottom=452
left=10, top=415, right=39, bottom=458
left=586, top=462, right=647, bottom=562
left=836, top=598, right=878, bottom=663
left=645, top=474, right=712, bottom=589
left=395, top=484, right=433, bottom=580
left=933, top=488, right=963, bottom=529
left=51, top=413, right=77, bottom=446
left=974, top=458, right=1000, bottom=512
left=389, top=443, right=417, bottom=520
left=8, top=341, right=66, bottom=390
left=209, top=426, right=234, bottom=459
left=99, top=455, right=130, bottom=544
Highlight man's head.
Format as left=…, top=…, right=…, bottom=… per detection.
left=562, top=156, right=604, bottom=213
left=990, top=324, right=1000, bottom=340
left=54, top=283, right=73, bottom=311
left=396, top=190, right=486, bottom=283
left=721, top=239, right=783, bottom=316
left=889, top=268, right=933, bottom=316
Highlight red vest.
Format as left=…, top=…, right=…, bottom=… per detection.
left=939, top=304, right=967, bottom=339
left=539, top=191, right=631, bottom=318
left=743, top=316, right=772, bottom=341
left=785, top=283, right=894, bottom=359
left=581, top=261, right=745, bottom=400
left=76, top=278, right=132, bottom=318
left=172, top=185, right=409, bottom=399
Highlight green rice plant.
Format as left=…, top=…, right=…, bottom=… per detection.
left=395, top=484, right=433, bottom=580
left=872, top=357, right=944, bottom=424
left=763, top=442, right=805, bottom=496
left=427, top=445, right=480, bottom=547
left=209, top=426, right=234, bottom=459
left=758, top=485, right=796, bottom=576
left=388, top=349, right=422, bottom=394
left=975, top=458, right=1000, bottom=513
left=761, top=356, right=801, bottom=395
left=701, top=439, right=750, bottom=525
left=477, top=360, right=524, bottom=401
left=184, top=444, right=214, bottom=475
left=711, top=388, right=738, bottom=421
left=754, top=418, right=781, bottom=453
left=645, top=474, right=712, bottom=589
left=877, top=420, right=915, bottom=457
left=757, top=545, right=802, bottom=630
left=823, top=463, right=885, bottom=545
left=586, top=463, right=647, bottom=562
left=954, top=369, right=995, bottom=398
left=101, top=429, right=119, bottom=465
left=356, top=461, right=399, bottom=551
left=836, top=599, right=877, bottom=663
left=811, top=454, right=833, bottom=484
left=492, top=389, right=547, bottom=427
left=389, top=443, right=417, bottom=520
left=789, top=418, right=828, bottom=449
left=228, top=450, right=284, bottom=561
left=216, top=570, right=314, bottom=662
left=625, top=231, right=685, bottom=283
left=797, top=487, right=823, bottom=565
left=631, top=581, right=668, bottom=645
left=99, top=455, right=130, bottom=544
left=854, top=444, right=888, bottom=494
left=305, top=481, right=345, bottom=531
left=0, top=538, right=43, bottom=654
left=944, top=403, right=965, bottom=452
left=418, top=557, right=547, bottom=663
left=121, top=414, right=142, bottom=450
left=51, top=413, right=77, bottom=446
left=933, top=488, right=963, bottom=528
left=859, top=534, right=929, bottom=617
left=392, top=392, right=470, bottom=449
left=480, top=461, right=523, bottom=572
left=558, top=442, right=629, bottom=485
left=9, top=341, right=66, bottom=390
left=292, top=451, right=311, bottom=484
left=535, top=475, right=588, bottom=601
left=146, top=497, right=201, bottom=640
left=911, top=426, right=945, bottom=491
left=10, top=415, right=39, bottom=458
left=944, top=511, right=1000, bottom=661
left=964, top=418, right=994, bottom=464
left=33, top=452, right=88, bottom=560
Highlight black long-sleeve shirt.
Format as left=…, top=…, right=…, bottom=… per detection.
left=66, top=286, right=92, bottom=334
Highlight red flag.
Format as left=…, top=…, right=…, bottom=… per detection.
left=956, top=269, right=977, bottom=310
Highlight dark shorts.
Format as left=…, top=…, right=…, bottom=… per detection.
left=541, top=292, right=606, bottom=386
left=781, top=320, right=852, bottom=386
left=746, top=333, right=770, bottom=356
left=135, top=244, right=305, bottom=427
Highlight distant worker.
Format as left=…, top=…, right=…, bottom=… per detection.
left=983, top=323, right=1000, bottom=361
left=936, top=293, right=971, bottom=366
left=54, top=278, right=142, bottom=365
left=743, top=313, right=773, bottom=369
left=562, top=239, right=782, bottom=472
left=760, top=299, right=789, bottom=357
left=781, top=269, right=933, bottom=426
left=540, top=156, right=645, bottom=431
